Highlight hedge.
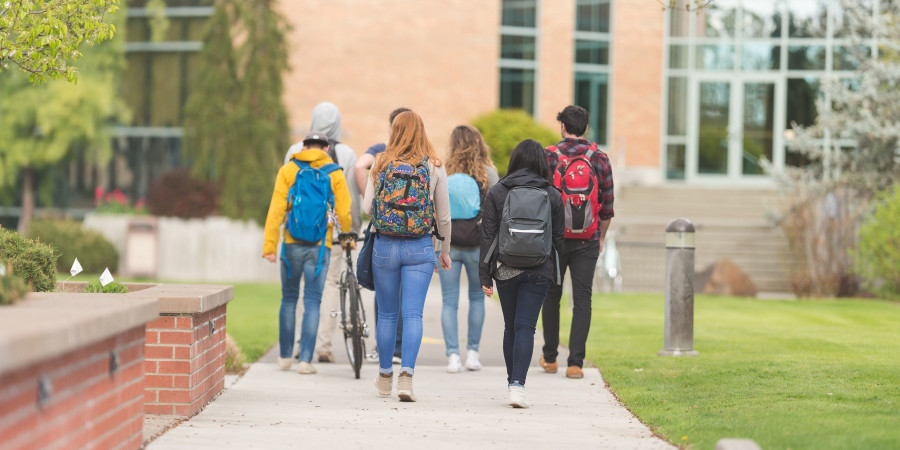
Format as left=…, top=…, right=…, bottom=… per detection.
left=0, top=227, right=57, bottom=292
left=471, top=109, right=560, bottom=176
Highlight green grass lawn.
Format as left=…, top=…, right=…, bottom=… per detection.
left=559, top=293, right=900, bottom=449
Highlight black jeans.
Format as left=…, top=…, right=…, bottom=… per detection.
left=541, top=239, right=599, bottom=368
left=497, top=272, right=549, bottom=386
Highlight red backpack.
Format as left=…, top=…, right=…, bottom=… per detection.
left=550, top=143, right=602, bottom=240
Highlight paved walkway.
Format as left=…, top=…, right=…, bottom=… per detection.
left=147, top=276, right=674, bottom=450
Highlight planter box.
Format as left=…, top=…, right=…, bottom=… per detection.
left=0, top=294, right=158, bottom=449
left=58, top=282, right=234, bottom=417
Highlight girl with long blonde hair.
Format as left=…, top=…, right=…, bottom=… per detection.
left=362, top=111, right=452, bottom=402
left=438, top=125, right=499, bottom=373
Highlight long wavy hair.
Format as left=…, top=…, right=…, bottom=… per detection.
left=371, top=111, right=442, bottom=175
left=445, top=125, right=495, bottom=190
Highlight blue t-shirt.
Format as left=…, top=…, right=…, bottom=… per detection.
left=365, top=143, right=386, bottom=157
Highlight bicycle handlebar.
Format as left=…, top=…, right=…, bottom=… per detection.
left=333, top=233, right=365, bottom=246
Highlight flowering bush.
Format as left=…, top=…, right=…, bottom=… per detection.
left=94, top=187, right=146, bottom=215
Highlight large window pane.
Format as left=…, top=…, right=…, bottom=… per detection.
left=833, top=46, right=869, bottom=71
left=669, top=44, right=689, bottom=69
left=669, top=8, right=691, bottom=37
left=742, top=82, right=776, bottom=175
left=123, top=51, right=200, bottom=127
left=576, top=0, right=610, bottom=33
left=741, top=44, right=780, bottom=70
left=502, top=0, right=537, bottom=28
left=696, top=45, right=735, bottom=70
left=697, top=82, right=730, bottom=175
left=694, top=0, right=737, bottom=38
left=500, top=68, right=535, bottom=115
left=574, top=72, right=609, bottom=145
left=786, top=77, right=820, bottom=129
left=787, top=46, right=826, bottom=70
left=788, top=0, right=827, bottom=38
left=501, top=35, right=537, bottom=60
left=575, top=40, right=609, bottom=65
left=832, top=1, right=874, bottom=38
left=667, top=144, right=686, bottom=180
left=742, top=0, right=782, bottom=38
left=667, top=77, right=688, bottom=136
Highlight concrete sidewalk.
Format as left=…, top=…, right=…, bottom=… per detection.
left=147, top=276, right=674, bottom=449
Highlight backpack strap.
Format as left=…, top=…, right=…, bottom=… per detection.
left=320, top=163, right=342, bottom=174
left=483, top=235, right=498, bottom=264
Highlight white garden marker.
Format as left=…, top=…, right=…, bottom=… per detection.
left=99, top=268, right=114, bottom=287
left=70, top=258, right=83, bottom=277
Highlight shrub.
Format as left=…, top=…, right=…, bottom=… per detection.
left=0, top=271, right=28, bottom=305
left=147, top=169, right=220, bottom=219
left=84, top=280, right=129, bottom=294
left=853, top=186, right=900, bottom=300
left=471, top=109, right=560, bottom=176
left=0, top=227, right=57, bottom=292
left=28, top=219, right=119, bottom=275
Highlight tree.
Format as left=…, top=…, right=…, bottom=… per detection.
left=184, top=0, right=290, bottom=225
left=0, top=4, right=128, bottom=235
left=769, top=0, right=900, bottom=297
left=0, top=0, right=119, bottom=83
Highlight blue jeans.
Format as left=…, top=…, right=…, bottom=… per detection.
left=437, top=247, right=484, bottom=356
left=279, top=243, right=331, bottom=362
left=496, top=272, right=549, bottom=386
left=372, top=234, right=435, bottom=375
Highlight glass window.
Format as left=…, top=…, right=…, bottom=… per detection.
left=833, top=46, right=869, bottom=71
left=696, top=45, right=735, bottom=70
left=669, top=44, right=689, bottom=69
left=742, top=82, right=776, bottom=175
left=693, top=0, right=737, bottom=38
left=832, top=1, right=874, bottom=38
left=123, top=52, right=200, bottom=127
left=500, top=68, right=536, bottom=115
left=741, top=44, right=781, bottom=70
left=576, top=0, right=610, bottom=33
left=786, top=77, right=820, bottom=130
left=502, top=0, right=537, bottom=28
left=575, top=40, right=609, bottom=65
left=667, top=144, right=686, bottom=180
left=741, top=0, right=782, bottom=38
left=574, top=72, right=609, bottom=145
left=667, top=77, right=688, bottom=136
left=787, top=46, right=826, bottom=70
left=787, top=0, right=827, bottom=38
left=501, top=35, right=537, bottom=60
left=669, top=7, right=691, bottom=37
left=697, top=81, right=730, bottom=175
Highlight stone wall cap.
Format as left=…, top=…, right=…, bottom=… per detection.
left=124, top=284, right=234, bottom=314
left=0, top=294, right=158, bottom=374
left=666, top=217, right=695, bottom=233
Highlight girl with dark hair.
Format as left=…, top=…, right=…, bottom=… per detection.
left=479, top=139, right=563, bottom=408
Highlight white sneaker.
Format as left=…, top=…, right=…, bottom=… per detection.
left=297, top=361, right=317, bottom=374
left=277, top=357, right=293, bottom=370
left=392, top=355, right=402, bottom=365
left=446, top=354, right=462, bottom=373
left=464, top=350, right=482, bottom=371
left=508, top=386, right=531, bottom=408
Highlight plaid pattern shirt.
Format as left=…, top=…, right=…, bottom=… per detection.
left=545, top=138, right=615, bottom=241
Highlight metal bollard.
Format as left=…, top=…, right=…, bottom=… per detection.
left=659, top=218, right=699, bottom=357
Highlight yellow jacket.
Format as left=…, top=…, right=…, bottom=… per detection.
left=263, top=149, right=352, bottom=255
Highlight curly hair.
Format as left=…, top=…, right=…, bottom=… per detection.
left=445, top=125, right=494, bottom=189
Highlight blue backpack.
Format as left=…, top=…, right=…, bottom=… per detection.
left=283, top=159, right=341, bottom=275
left=447, top=173, right=484, bottom=247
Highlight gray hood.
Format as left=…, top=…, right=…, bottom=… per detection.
left=309, top=102, right=342, bottom=142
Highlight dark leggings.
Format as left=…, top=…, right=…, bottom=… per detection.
left=497, top=272, right=550, bottom=385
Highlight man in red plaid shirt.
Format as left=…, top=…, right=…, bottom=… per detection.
left=540, top=105, right=615, bottom=379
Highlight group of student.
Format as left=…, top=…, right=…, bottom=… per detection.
left=262, top=103, right=614, bottom=409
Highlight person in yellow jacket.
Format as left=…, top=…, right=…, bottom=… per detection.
left=263, top=131, right=352, bottom=375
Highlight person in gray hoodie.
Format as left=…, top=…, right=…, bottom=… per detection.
left=284, top=102, right=360, bottom=363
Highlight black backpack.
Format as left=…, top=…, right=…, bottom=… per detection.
left=484, top=186, right=553, bottom=268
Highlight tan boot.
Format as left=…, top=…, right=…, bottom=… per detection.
left=539, top=355, right=558, bottom=374
left=397, top=371, right=416, bottom=402
left=566, top=366, right=584, bottom=379
left=374, top=372, right=392, bottom=396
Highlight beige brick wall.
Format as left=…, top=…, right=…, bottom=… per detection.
left=611, top=1, right=664, bottom=170
left=280, top=0, right=501, bottom=159
left=537, top=0, right=574, bottom=129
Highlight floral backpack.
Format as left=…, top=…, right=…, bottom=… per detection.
left=373, top=157, right=435, bottom=237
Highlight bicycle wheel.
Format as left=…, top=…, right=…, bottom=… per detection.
left=346, top=276, right=364, bottom=379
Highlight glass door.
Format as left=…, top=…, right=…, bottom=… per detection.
left=689, top=76, right=782, bottom=182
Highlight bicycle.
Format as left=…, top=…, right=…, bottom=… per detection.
left=332, top=232, right=369, bottom=379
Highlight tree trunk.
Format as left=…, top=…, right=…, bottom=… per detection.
left=17, top=167, right=34, bottom=236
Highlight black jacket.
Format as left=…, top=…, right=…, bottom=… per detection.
left=479, top=169, right=564, bottom=288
